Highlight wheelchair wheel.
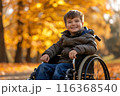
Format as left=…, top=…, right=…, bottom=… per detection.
left=77, top=54, right=110, bottom=80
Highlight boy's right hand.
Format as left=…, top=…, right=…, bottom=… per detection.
left=40, top=54, right=50, bottom=63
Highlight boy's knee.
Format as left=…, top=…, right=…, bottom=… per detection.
left=39, top=63, right=46, bottom=68
left=55, top=64, right=64, bottom=72
left=53, top=66, right=65, bottom=80
left=56, top=63, right=64, bottom=68
left=37, top=63, right=48, bottom=72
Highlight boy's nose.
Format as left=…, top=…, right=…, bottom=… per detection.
left=72, top=22, right=75, bottom=25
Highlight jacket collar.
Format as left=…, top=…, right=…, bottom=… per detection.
left=61, top=27, right=86, bottom=37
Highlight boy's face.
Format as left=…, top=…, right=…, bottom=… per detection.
left=65, top=17, right=83, bottom=35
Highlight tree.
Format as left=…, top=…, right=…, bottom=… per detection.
left=3, top=0, right=112, bottom=62
left=25, top=23, right=32, bottom=62
left=0, top=0, right=8, bottom=62
left=14, top=1, right=24, bottom=63
left=106, top=10, right=120, bottom=58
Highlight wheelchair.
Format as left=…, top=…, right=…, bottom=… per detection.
left=28, top=35, right=110, bottom=80
left=28, top=54, right=110, bottom=80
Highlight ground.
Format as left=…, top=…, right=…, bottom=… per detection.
left=0, top=63, right=39, bottom=80
left=0, top=56, right=120, bottom=80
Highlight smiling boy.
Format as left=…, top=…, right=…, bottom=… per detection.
left=35, top=10, right=97, bottom=80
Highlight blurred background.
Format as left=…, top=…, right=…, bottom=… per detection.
left=0, top=0, right=120, bottom=80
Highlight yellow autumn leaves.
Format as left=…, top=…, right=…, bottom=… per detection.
left=3, top=0, right=112, bottom=58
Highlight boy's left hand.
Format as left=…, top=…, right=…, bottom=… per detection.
left=69, top=50, right=77, bottom=59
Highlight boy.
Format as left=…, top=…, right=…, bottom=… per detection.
left=35, top=10, right=97, bottom=80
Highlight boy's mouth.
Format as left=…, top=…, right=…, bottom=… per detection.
left=71, top=27, right=78, bottom=29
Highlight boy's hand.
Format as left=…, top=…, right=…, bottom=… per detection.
left=40, top=54, right=50, bottom=63
left=69, top=50, right=77, bottom=59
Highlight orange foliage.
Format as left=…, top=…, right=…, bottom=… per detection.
left=0, top=63, right=39, bottom=75
left=107, top=63, right=120, bottom=80
left=2, top=0, right=113, bottom=60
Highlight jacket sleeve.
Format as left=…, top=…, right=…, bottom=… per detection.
left=72, top=34, right=97, bottom=55
left=42, top=37, right=63, bottom=59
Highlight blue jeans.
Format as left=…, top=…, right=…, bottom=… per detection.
left=35, top=63, right=73, bottom=80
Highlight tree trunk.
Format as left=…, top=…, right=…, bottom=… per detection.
left=14, top=40, right=23, bottom=62
left=25, top=47, right=31, bottom=62
left=14, top=1, right=24, bottom=63
left=0, top=0, right=8, bottom=62
left=36, top=51, right=41, bottom=63
left=25, top=22, right=32, bottom=62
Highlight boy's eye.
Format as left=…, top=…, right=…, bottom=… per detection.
left=68, top=21, right=72, bottom=23
left=75, top=20, right=79, bottom=22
